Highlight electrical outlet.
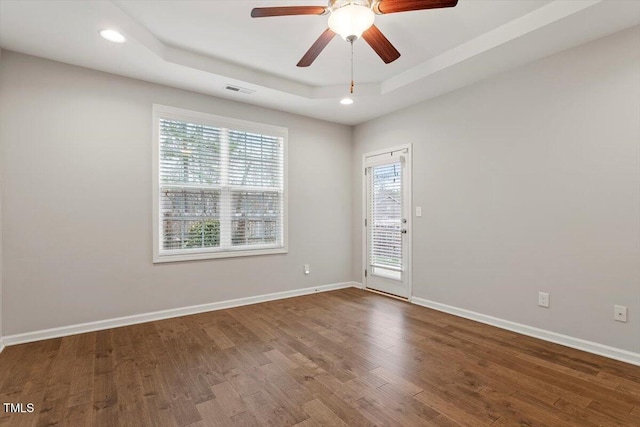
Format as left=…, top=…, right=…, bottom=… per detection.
left=614, top=305, right=627, bottom=323
left=416, top=206, right=422, bottom=217
left=538, top=292, right=550, bottom=308
left=304, top=264, right=310, bottom=275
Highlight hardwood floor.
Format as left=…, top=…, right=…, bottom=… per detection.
left=1, top=288, right=639, bottom=426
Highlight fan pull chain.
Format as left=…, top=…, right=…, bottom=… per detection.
left=350, top=39, right=354, bottom=94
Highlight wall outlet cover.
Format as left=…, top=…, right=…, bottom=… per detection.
left=614, top=305, right=627, bottom=322
left=538, top=292, right=550, bottom=308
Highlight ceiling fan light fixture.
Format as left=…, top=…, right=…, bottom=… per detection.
left=328, top=4, right=375, bottom=41
left=340, top=97, right=354, bottom=105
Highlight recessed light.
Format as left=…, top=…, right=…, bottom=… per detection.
left=340, top=97, right=354, bottom=105
left=100, top=29, right=126, bottom=43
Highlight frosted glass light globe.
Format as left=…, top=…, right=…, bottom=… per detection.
left=328, top=5, right=375, bottom=41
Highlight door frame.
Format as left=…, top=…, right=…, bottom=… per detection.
left=361, top=143, right=412, bottom=300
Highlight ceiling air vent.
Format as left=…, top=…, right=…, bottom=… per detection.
left=224, top=85, right=255, bottom=95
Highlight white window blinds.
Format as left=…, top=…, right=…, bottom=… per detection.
left=154, top=106, right=287, bottom=262
left=369, top=163, right=402, bottom=271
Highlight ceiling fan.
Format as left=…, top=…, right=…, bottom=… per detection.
left=251, top=0, right=459, bottom=67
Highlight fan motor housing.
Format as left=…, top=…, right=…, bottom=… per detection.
left=329, top=0, right=373, bottom=11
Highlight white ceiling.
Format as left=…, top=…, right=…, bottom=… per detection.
left=1, top=1, right=639, bottom=125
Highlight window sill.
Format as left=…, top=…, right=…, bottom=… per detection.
left=153, top=247, right=287, bottom=263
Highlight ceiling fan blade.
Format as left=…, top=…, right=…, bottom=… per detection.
left=297, top=28, right=336, bottom=67
left=362, top=25, right=401, bottom=64
left=375, top=0, right=458, bottom=14
left=251, top=6, right=327, bottom=18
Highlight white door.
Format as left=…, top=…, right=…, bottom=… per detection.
left=364, top=146, right=411, bottom=299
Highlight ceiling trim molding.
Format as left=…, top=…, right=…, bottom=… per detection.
left=382, top=0, right=601, bottom=93
left=109, top=0, right=313, bottom=98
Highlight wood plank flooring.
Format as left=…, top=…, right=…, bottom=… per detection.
left=1, top=288, right=639, bottom=426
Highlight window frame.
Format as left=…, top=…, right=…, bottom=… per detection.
left=152, top=104, right=288, bottom=263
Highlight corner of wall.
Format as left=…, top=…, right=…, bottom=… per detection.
left=0, top=47, right=4, bottom=353
left=350, top=125, right=363, bottom=284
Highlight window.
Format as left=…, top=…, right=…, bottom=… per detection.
left=153, top=105, right=287, bottom=262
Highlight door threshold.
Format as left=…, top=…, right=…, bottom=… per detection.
left=364, top=287, right=410, bottom=302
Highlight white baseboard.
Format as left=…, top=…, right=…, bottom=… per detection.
left=411, top=297, right=640, bottom=367
left=2, top=281, right=358, bottom=347
left=6, top=284, right=636, bottom=367
left=0, top=337, right=4, bottom=354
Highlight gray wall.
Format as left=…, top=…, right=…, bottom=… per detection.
left=0, top=51, right=353, bottom=336
left=352, top=27, right=640, bottom=353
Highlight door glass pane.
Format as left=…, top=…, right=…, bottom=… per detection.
left=369, top=162, right=402, bottom=273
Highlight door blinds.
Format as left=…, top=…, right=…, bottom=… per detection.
left=369, top=162, right=403, bottom=271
